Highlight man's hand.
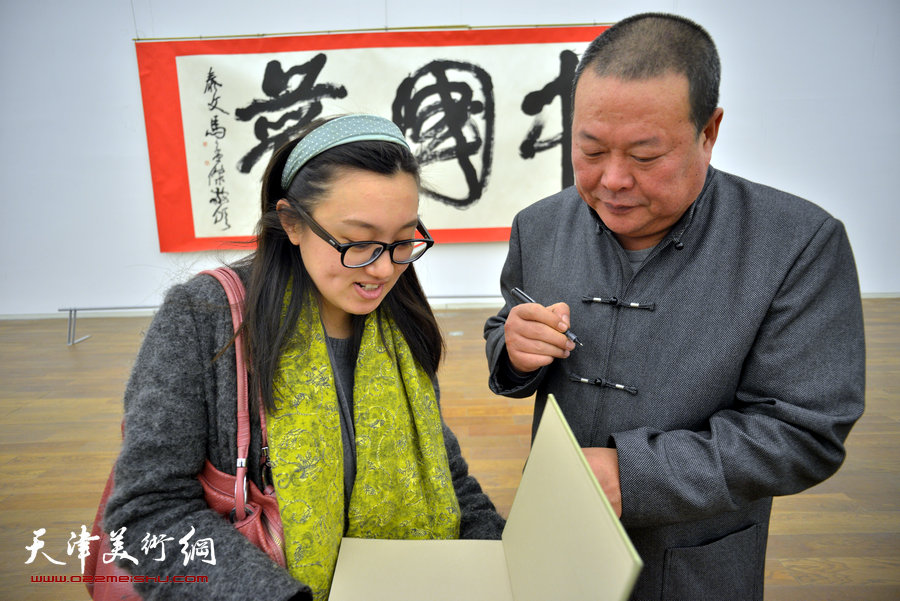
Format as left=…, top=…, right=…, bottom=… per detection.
left=582, top=447, right=622, bottom=518
left=504, top=301, right=576, bottom=373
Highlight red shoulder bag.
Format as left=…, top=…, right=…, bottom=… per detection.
left=84, top=267, right=285, bottom=600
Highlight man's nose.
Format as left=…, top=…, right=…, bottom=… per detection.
left=600, top=156, right=634, bottom=192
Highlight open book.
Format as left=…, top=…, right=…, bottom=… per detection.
left=328, top=394, right=643, bottom=600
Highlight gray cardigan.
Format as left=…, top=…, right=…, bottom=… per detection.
left=105, top=266, right=504, bottom=600
left=484, top=167, right=865, bottom=600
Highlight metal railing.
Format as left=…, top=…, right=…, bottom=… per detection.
left=57, top=306, right=157, bottom=345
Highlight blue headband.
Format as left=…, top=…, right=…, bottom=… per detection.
left=280, top=114, right=410, bottom=191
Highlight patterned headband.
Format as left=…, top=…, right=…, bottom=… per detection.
left=280, top=114, right=410, bottom=191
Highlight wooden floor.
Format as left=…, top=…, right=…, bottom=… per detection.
left=1, top=299, right=898, bottom=600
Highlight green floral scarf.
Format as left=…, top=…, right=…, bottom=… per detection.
left=267, top=294, right=461, bottom=600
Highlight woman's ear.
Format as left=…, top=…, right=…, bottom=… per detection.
left=276, top=199, right=302, bottom=245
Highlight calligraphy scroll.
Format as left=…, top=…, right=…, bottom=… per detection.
left=135, top=26, right=607, bottom=251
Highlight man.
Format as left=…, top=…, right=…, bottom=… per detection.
left=484, top=13, right=865, bottom=600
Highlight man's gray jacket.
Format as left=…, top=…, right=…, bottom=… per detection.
left=484, top=166, right=865, bottom=600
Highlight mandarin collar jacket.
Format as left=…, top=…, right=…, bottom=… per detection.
left=485, top=166, right=865, bottom=600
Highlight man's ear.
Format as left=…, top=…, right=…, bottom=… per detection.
left=275, top=199, right=302, bottom=245
left=701, top=107, right=724, bottom=155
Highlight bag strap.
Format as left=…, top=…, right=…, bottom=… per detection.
left=200, top=267, right=267, bottom=521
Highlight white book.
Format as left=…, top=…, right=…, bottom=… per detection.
left=329, top=394, right=643, bottom=601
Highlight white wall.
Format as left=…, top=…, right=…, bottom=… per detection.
left=1, top=0, right=898, bottom=316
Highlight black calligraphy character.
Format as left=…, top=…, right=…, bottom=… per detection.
left=520, top=50, right=578, bottom=188
left=234, top=54, right=347, bottom=174
left=206, top=115, right=226, bottom=140
left=210, top=187, right=230, bottom=229
left=208, top=162, right=226, bottom=188
left=392, top=60, right=494, bottom=208
left=205, top=68, right=229, bottom=115
left=209, top=141, right=226, bottom=187
left=204, top=67, right=223, bottom=96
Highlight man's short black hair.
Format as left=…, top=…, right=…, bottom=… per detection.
left=574, top=13, right=721, bottom=134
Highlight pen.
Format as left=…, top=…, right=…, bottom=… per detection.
left=510, top=287, right=584, bottom=347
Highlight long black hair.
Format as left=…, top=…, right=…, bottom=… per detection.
left=236, top=117, right=444, bottom=414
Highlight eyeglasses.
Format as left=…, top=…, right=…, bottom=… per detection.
left=293, top=204, right=435, bottom=268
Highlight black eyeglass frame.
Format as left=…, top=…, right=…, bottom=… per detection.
left=292, top=204, right=435, bottom=268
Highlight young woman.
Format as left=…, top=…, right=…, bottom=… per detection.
left=104, top=114, right=504, bottom=600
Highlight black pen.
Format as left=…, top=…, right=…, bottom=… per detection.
left=510, top=287, right=584, bottom=347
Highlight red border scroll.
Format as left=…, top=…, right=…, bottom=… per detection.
left=135, top=26, right=607, bottom=252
